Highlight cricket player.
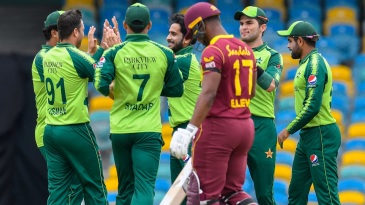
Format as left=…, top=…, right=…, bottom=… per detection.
left=31, top=10, right=85, bottom=204
left=277, top=21, right=341, bottom=205
left=166, top=13, right=201, bottom=205
left=94, top=3, right=184, bottom=205
left=42, top=9, right=117, bottom=205
left=170, top=2, right=259, bottom=205
left=234, top=6, right=283, bottom=204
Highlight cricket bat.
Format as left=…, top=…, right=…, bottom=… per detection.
left=160, top=158, right=192, bottom=205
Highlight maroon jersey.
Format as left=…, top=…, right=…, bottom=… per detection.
left=201, top=35, right=256, bottom=119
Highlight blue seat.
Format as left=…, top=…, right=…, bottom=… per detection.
left=276, top=110, right=297, bottom=124
left=262, top=7, right=283, bottom=22
left=354, top=96, right=365, bottom=111
left=332, top=81, right=348, bottom=98
left=154, top=190, right=167, bottom=205
left=274, top=179, right=288, bottom=194
left=308, top=191, right=317, bottom=202
left=276, top=151, right=294, bottom=166
left=330, top=34, right=360, bottom=63
left=287, top=17, right=322, bottom=35
left=89, top=111, right=111, bottom=151
left=149, top=6, right=171, bottom=24
left=325, top=0, right=359, bottom=18
left=340, top=165, right=365, bottom=180
left=289, top=0, right=320, bottom=7
left=285, top=68, right=297, bottom=81
left=157, top=163, right=171, bottom=179
left=331, top=95, right=350, bottom=115
left=316, top=36, right=339, bottom=53
left=339, top=178, right=365, bottom=193
left=278, top=96, right=295, bottom=111
left=351, top=110, right=365, bottom=123
left=155, top=178, right=171, bottom=192
left=289, top=5, right=322, bottom=21
left=329, top=23, right=357, bottom=36
left=274, top=191, right=288, bottom=205
left=356, top=82, right=365, bottom=96
left=272, top=38, right=290, bottom=53
left=99, top=5, right=127, bottom=40
left=354, top=54, right=365, bottom=68
left=107, top=192, right=117, bottom=202
left=344, top=138, right=365, bottom=151
left=176, top=0, right=207, bottom=11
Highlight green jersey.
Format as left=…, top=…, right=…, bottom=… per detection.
left=32, top=45, right=52, bottom=147
left=43, top=43, right=103, bottom=125
left=94, top=34, right=184, bottom=133
left=167, top=46, right=201, bottom=128
left=249, top=43, right=283, bottom=118
left=287, top=49, right=336, bottom=134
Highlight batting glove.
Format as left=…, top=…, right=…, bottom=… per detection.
left=170, top=124, right=198, bottom=159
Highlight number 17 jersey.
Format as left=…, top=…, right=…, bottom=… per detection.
left=201, top=35, right=256, bottom=119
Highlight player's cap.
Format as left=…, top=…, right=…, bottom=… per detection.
left=234, top=6, right=268, bottom=23
left=277, top=21, right=319, bottom=41
left=44, top=10, right=64, bottom=28
left=184, top=2, right=221, bottom=40
left=125, top=3, right=150, bottom=30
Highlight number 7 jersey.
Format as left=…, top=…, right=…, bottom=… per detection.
left=201, top=35, right=256, bottom=119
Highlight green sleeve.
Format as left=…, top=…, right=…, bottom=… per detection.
left=176, top=54, right=192, bottom=81
left=287, top=59, right=326, bottom=134
left=94, top=45, right=119, bottom=96
left=161, top=51, right=184, bottom=97
left=91, top=46, right=104, bottom=61
left=67, top=47, right=96, bottom=82
left=35, top=53, right=45, bottom=82
left=265, top=52, right=283, bottom=87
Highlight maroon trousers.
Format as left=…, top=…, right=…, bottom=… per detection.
left=191, top=117, right=255, bottom=204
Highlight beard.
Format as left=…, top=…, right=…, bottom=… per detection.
left=291, top=45, right=301, bottom=59
left=170, top=39, right=184, bottom=53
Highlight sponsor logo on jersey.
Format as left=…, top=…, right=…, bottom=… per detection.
left=99, top=57, right=106, bottom=63
left=310, top=154, right=319, bottom=166
left=205, top=61, right=216, bottom=68
left=203, top=56, right=214, bottom=62
left=308, top=75, right=317, bottom=88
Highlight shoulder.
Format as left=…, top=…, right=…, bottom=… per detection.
left=148, top=40, right=174, bottom=56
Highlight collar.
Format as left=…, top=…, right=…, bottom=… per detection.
left=210, top=35, right=234, bottom=45
left=252, top=42, right=267, bottom=52
left=176, top=46, right=193, bottom=55
left=125, top=34, right=150, bottom=42
left=41, top=44, right=53, bottom=50
left=56, top=42, right=75, bottom=47
left=299, top=48, right=318, bottom=65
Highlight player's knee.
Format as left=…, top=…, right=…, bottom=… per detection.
left=220, top=191, right=258, bottom=205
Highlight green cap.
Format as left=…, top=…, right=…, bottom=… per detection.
left=125, top=3, right=150, bottom=30
left=277, top=21, right=319, bottom=40
left=44, top=10, right=64, bottom=28
left=234, top=6, right=268, bottom=23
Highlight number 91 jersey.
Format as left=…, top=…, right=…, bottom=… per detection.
left=200, top=35, right=256, bottom=119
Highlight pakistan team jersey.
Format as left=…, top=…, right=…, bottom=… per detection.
left=94, top=34, right=184, bottom=133
left=168, top=46, right=201, bottom=128
left=43, top=43, right=102, bottom=125
left=32, top=45, right=52, bottom=147
left=201, top=35, right=256, bottom=119
left=249, top=43, right=283, bottom=118
left=287, top=49, right=336, bottom=134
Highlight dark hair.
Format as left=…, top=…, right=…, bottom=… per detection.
left=42, top=25, right=57, bottom=41
left=170, top=13, right=186, bottom=37
left=294, top=37, right=317, bottom=47
left=129, top=20, right=145, bottom=33
left=58, top=9, right=82, bottom=41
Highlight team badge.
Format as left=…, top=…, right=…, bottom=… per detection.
left=310, top=154, right=319, bottom=166
left=308, top=75, right=317, bottom=88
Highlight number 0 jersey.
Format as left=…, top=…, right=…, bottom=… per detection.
left=43, top=43, right=102, bottom=125
left=287, top=49, right=336, bottom=134
left=94, top=34, right=184, bottom=134
left=201, top=35, right=256, bottom=119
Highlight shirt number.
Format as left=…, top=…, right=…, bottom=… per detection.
left=133, top=74, right=150, bottom=101
left=233, top=59, right=254, bottom=96
left=46, top=77, right=67, bottom=105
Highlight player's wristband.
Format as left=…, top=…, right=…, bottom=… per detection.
left=257, top=66, right=264, bottom=78
left=186, top=124, right=198, bottom=136
left=257, top=71, right=273, bottom=90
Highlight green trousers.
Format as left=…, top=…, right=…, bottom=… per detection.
left=111, top=132, right=163, bottom=205
left=170, top=122, right=191, bottom=205
left=288, top=123, right=341, bottom=205
left=247, top=116, right=277, bottom=205
left=44, top=123, right=108, bottom=205
left=39, top=147, right=84, bottom=205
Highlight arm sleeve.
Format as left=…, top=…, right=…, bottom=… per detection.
left=161, top=50, right=184, bottom=97
left=257, top=52, right=283, bottom=89
left=67, top=48, right=96, bottom=82
left=93, top=48, right=116, bottom=96
left=34, top=53, right=45, bottom=82
left=91, top=46, right=104, bottom=61
left=286, top=59, right=327, bottom=134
